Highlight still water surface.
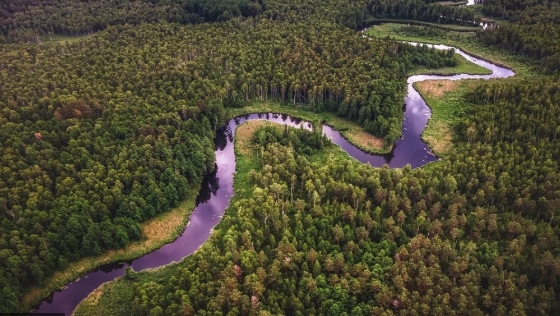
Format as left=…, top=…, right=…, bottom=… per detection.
left=34, top=42, right=513, bottom=315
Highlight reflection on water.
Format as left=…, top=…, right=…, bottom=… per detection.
left=214, top=125, right=229, bottom=151
left=34, top=41, right=513, bottom=316
left=195, top=165, right=220, bottom=205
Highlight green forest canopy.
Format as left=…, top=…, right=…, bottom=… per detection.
left=0, top=0, right=559, bottom=313
left=0, top=1, right=462, bottom=311
left=78, top=78, right=560, bottom=315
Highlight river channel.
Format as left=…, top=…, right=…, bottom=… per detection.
left=33, top=41, right=513, bottom=315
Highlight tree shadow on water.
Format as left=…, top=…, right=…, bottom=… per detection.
left=214, top=124, right=232, bottom=151
left=196, top=165, right=220, bottom=205
left=383, top=147, right=395, bottom=165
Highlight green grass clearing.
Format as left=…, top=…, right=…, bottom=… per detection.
left=410, top=52, right=492, bottom=75
left=367, top=19, right=480, bottom=32
left=364, top=23, right=538, bottom=78
left=415, top=79, right=479, bottom=156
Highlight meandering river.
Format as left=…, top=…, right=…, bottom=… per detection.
left=33, top=41, right=513, bottom=315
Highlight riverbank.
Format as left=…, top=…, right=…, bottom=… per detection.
left=409, top=51, right=491, bottom=76
left=227, top=103, right=389, bottom=155
left=365, top=22, right=537, bottom=77
left=415, top=79, right=478, bottom=157
left=32, top=34, right=504, bottom=313
left=233, top=120, right=270, bottom=198
left=224, top=31, right=503, bottom=157
left=363, top=21, right=531, bottom=160
left=22, top=183, right=201, bottom=313
left=73, top=119, right=354, bottom=316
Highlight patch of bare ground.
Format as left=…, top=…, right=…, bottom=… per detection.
left=345, top=129, right=385, bottom=152
left=236, top=121, right=274, bottom=156
left=416, top=79, right=461, bottom=98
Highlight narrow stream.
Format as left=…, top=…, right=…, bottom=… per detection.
left=33, top=41, right=513, bottom=315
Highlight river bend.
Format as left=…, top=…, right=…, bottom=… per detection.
left=33, top=41, right=513, bottom=315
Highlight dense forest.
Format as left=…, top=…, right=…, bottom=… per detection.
left=360, top=0, right=480, bottom=26
left=1, top=0, right=560, bottom=314
left=478, top=1, right=560, bottom=72
left=0, top=2, right=460, bottom=311
left=0, top=0, right=261, bottom=43
left=87, top=77, right=560, bottom=314
left=479, top=0, right=560, bottom=19
left=0, top=0, right=480, bottom=43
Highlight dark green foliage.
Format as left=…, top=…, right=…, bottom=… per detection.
left=116, top=78, right=560, bottom=314
left=252, top=123, right=331, bottom=156
left=398, top=43, right=458, bottom=68
left=0, top=7, right=459, bottom=310
left=0, top=0, right=480, bottom=44
left=480, top=0, right=560, bottom=19
left=478, top=2, right=560, bottom=73
left=73, top=44, right=560, bottom=315
left=0, top=22, right=221, bottom=311
left=0, top=0, right=262, bottom=43
left=2, top=0, right=559, bottom=313
left=361, top=0, right=480, bottom=28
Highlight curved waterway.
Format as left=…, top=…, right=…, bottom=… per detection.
left=33, top=42, right=513, bottom=315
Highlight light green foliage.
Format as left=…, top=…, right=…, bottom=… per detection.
left=0, top=6, right=461, bottom=311
left=79, top=79, right=560, bottom=313
left=2, top=0, right=560, bottom=313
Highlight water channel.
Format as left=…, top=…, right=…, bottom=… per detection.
left=33, top=41, right=513, bottom=315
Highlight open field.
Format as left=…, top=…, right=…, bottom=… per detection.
left=367, top=18, right=480, bottom=32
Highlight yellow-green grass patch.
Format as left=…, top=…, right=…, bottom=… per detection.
left=22, top=183, right=201, bottom=312
left=228, top=102, right=387, bottom=154
left=415, top=79, right=479, bottom=156
left=235, top=120, right=276, bottom=157
left=423, top=119, right=453, bottom=155
left=415, top=79, right=462, bottom=98
left=74, top=277, right=137, bottom=316
left=346, top=128, right=385, bottom=151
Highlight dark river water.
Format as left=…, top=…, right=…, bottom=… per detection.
left=33, top=43, right=513, bottom=315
